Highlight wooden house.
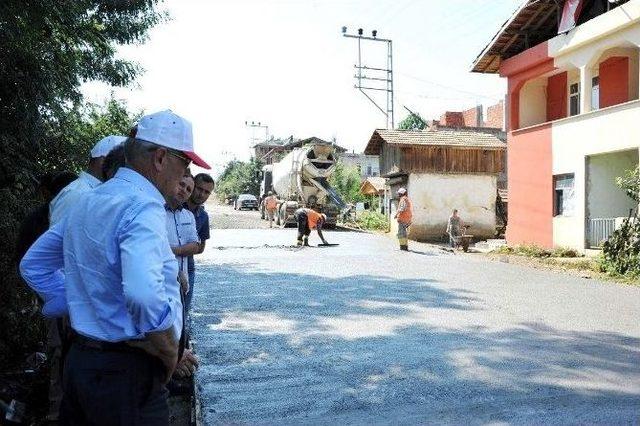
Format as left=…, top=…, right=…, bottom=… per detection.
left=364, top=128, right=506, bottom=241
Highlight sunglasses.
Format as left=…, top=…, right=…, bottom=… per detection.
left=167, top=149, right=191, bottom=167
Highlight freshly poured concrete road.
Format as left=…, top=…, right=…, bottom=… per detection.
left=192, top=228, right=640, bottom=425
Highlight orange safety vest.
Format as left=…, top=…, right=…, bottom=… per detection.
left=306, top=209, right=322, bottom=229
left=265, top=196, right=277, bottom=210
left=397, top=195, right=413, bottom=224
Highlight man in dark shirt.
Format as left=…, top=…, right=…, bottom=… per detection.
left=184, top=173, right=214, bottom=314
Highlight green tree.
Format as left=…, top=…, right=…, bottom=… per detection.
left=329, top=162, right=365, bottom=204
left=0, top=1, right=164, bottom=368
left=216, top=158, right=264, bottom=201
left=397, top=112, right=427, bottom=130
left=41, top=96, right=143, bottom=173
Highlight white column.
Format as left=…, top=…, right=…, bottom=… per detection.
left=579, top=65, right=592, bottom=114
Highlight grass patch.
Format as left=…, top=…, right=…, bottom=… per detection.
left=491, top=244, right=579, bottom=258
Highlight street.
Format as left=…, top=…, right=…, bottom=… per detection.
left=192, top=204, right=640, bottom=425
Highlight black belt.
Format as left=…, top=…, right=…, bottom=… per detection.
left=73, top=334, right=145, bottom=354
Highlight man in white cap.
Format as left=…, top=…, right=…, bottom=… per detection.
left=49, top=134, right=126, bottom=226
left=394, top=187, right=412, bottom=251
left=20, top=110, right=210, bottom=425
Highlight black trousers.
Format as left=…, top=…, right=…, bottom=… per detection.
left=294, top=209, right=310, bottom=239
left=60, top=342, right=168, bottom=426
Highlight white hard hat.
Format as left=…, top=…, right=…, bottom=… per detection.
left=90, top=135, right=126, bottom=158
left=135, top=110, right=210, bottom=169
left=397, top=187, right=407, bottom=195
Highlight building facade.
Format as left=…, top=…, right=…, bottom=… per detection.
left=339, top=153, right=380, bottom=178
left=473, top=0, right=640, bottom=250
left=365, top=129, right=506, bottom=241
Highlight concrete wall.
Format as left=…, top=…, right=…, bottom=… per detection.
left=407, top=173, right=497, bottom=241
left=587, top=150, right=638, bottom=218
left=519, top=77, right=548, bottom=128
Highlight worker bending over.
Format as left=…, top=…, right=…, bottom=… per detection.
left=294, top=207, right=328, bottom=246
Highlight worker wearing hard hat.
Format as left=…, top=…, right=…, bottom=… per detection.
left=294, top=207, right=328, bottom=246
left=264, top=191, right=278, bottom=228
left=393, top=187, right=412, bottom=251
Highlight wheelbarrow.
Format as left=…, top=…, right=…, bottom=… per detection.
left=452, top=225, right=473, bottom=252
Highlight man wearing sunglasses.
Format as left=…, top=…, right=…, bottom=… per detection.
left=21, top=110, right=210, bottom=425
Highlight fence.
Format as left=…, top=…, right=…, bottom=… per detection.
left=587, top=218, right=617, bottom=248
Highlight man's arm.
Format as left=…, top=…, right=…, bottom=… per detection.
left=172, top=242, right=200, bottom=257
left=120, top=204, right=180, bottom=381
left=197, top=240, right=207, bottom=254
left=19, top=222, right=68, bottom=318
left=317, top=229, right=328, bottom=245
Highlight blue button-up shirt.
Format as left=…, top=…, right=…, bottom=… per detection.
left=49, top=171, right=102, bottom=226
left=186, top=204, right=210, bottom=273
left=166, top=206, right=199, bottom=273
left=20, top=167, right=182, bottom=342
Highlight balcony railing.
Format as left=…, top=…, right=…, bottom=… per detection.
left=587, top=218, right=617, bottom=248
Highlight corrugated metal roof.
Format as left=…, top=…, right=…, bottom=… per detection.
left=364, top=129, right=506, bottom=155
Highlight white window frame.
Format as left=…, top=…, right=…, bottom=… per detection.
left=569, top=82, right=580, bottom=116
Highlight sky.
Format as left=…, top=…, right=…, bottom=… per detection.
left=83, top=0, right=523, bottom=176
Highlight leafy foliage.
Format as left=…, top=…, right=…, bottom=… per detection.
left=356, top=211, right=388, bottom=231
left=615, top=166, right=640, bottom=203
left=0, top=1, right=163, bottom=368
left=216, top=158, right=264, bottom=200
left=397, top=112, right=427, bottom=130
left=601, top=166, right=640, bottom=277
left=329, top=162, right=365, bottom=205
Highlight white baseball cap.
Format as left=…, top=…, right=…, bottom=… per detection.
left=134, top=109, right=210, bottom=169
left=90, top=135, right=126, bottom=158
left=397, top=187, right=407, bottom=195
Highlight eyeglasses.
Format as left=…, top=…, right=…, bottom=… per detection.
left=167, top=149, right=191, bottom=167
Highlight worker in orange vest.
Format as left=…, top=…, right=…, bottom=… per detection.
left=294, top=207, right=328, bottom=246
left=264, top=191, right=278, bottom=228
left=394, top=187, right=412, bottom=251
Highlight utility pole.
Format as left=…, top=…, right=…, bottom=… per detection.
left=244, top=120, right=269, bottom=147
left=342, top=27, right=394, bottom=129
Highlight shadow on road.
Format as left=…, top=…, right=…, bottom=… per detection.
left=192, top=263, right=640, bottom=424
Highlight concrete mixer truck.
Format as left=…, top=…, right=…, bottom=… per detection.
left=259, top=142, right=347, bottom=228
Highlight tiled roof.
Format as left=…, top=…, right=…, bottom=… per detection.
left=364, top=129, right=506, bottom=154
left=365, top=177, right=386, bottom=191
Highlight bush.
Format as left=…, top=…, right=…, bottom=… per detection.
left=602, top=216, right=640, bottom=277
left=356, top=211, right=388, bottom=231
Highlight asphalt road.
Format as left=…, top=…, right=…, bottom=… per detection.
left=191, top=204, right=640, bottom=425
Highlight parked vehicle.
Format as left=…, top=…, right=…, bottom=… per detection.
left=258, top=142, right=346, bottom=227
left=234, top=194, right=258, bottom=210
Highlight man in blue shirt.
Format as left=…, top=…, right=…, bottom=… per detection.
left=184, top=173, right=214, bottom=313
left=20, top=110, right=210, bottom=425
left=49, top=135, right=126, bottom=226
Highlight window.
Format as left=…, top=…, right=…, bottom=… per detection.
left=569, top=83, right=580, bottom=116
left=367, top=165, right=372, bottom=176
left=591, top=76, right=600, bottom=110
left=554, top=174, right=575, bottom=216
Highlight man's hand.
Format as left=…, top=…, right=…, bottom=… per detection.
left=127, top=328, right=178, bottom=384
left=178, top=271, right=189, bottom=294
left=172, top=349, right=199, bottom=378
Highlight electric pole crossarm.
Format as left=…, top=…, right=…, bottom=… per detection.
left=355, top=86, right=392, bottom=92
left=356, top=75, right=392, bottom=83
left=343, top=34, right=391, bottom=43
left=354, top=65, right=390, bottom=73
